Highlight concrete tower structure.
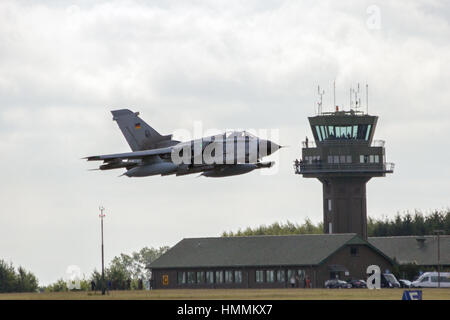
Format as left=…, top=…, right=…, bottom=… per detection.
left=294, top=108, right=394, bottom=240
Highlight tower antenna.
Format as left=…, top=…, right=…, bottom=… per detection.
left=366, top=84, right=369, bottom=114
left=355, top=83, right=360, bottom=112
left=317, top=85, right=325, bottom=114
left=333, top=80, right=336, bottom=109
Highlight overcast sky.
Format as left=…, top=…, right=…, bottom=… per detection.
left=0, top=0, right=449, bottom=285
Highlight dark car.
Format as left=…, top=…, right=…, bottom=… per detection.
left=381, top=273, right=401, bottom=288
left=325, top=279, right=351, bottom=288
left=347, top=279, right=367, bottom=288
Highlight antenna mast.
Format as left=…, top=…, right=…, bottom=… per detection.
left=355, top=83, right=360, bottom=112
left=317, top=85, right=325, bottom=114
left=366, top=84, right=369, bottom=114
left=333, top=80, right=336, bottom=109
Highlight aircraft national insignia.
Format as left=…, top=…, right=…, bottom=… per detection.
left=135, top=123, right=141, bottom=129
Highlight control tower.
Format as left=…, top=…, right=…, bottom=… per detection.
left=294, top=106, right=394, bottom=240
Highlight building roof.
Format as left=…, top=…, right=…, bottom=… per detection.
left=149, top=233, right=380, bottom=269
left=368, top=235, right=450, bottom=266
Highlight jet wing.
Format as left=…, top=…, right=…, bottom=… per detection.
left=84, top=146, right=173, bottom=161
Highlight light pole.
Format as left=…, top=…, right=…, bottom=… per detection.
left=99, top=206, right=106, bottom=295
left=434, top=230, right=444, bottom=288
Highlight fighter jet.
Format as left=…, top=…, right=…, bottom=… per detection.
left=85, top=109, right=282, bottom=177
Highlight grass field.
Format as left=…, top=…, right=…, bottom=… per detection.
left=0, top=288, right=449, bottom=300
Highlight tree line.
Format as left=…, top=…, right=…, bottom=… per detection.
left=0, top=260, right=38, bottom=293
left=45, top=246, right=169, bottom=292
left=222, top=209, right=450, bottom=237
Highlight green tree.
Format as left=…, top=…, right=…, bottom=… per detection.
left=0, top=259, right=39, bottom=293
left=91, top=246, right=169, bottom=291
left=16, top=266, right=38, bottom=292
left=45, top=278, right=68, bottom=292
left=222, top=209, right=449, bottom=238
left=222, top=219, right=323, bottom=237
left=0, top=260, right=17, bottom=293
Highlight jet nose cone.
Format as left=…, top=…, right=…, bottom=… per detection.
left=267, top=141, right=282, bottom=155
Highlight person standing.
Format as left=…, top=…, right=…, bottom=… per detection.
left=290, top=275, right=296, bottom=288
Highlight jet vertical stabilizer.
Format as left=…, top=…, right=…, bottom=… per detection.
left=111, top=109, right=175, bottom=151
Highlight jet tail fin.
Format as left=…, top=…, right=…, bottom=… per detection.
left=111, top=109, right=172, bottom=151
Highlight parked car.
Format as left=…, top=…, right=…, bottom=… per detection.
left=325, top=279, right=351, bottom=288
left=399, top=279, right=412, bottom=288
left=381, top=273, right=401, bottom=288
left=347, top=279, right=367, bottom=288
left=411, top=272, right=450, bottom=288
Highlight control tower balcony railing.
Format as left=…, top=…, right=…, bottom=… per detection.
left=301, top=139, right=385, bottom=148
left=294, top=162, right=395, bottom=175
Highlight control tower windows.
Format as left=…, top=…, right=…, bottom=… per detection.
left=321, top=126, right=326, bottom=141
left=360, top=154, right=380, bottom=163
left=328, top=155, right=353, bottom=164
left=315, top=124, right=373, bottom=141
left=328, top=126, right=334, bottom=137
left=316, top=126, right=322, bottom=141
left=365, top=124, right=372, bottom=140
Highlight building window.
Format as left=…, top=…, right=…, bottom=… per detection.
left=196, top=271, right=204, bottom=284
left=328, top=155, right=333, bottom=164
left=266, top=270, right=275, bottom=283
left=328, top=199, right=332, bottom=211
left=340, top=155, right=346, bottom=163
left=333, top=155, right=339, bottom=163
left=375, top=155, right=380, bottom=163
left=329, top=222, right=332, bottom=234
left=277, top=270, right=285, bottom=283
left=215, top=271, right=224, bottom=283
left=346, top=155, right=352, bottom=163
left=234, top=271, right=242, bottom=283
left=177, top=272, right=186, bottom=285
left=187, top=271, right=196, bottom=284
left=350, top=247, right=358, bottom=256
left=366, top=124, right=372, bottom=140
left=287, top=270, right=296, bottom=282
left=320, top=126, right=326, bottom=140
left=206, top=271, right=214, bottom=284
left=369, top=155, right=375, bottom=163
left=256, top=270, right=264, bottom=283
left=315, top=126, right=322, bottom=141
left=297, top=270, right=306, bottom=281
left=360, top=155, right=364, bottom=163
left=225, top=271, right=233, bottom=283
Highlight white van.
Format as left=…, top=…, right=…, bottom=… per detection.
left=411, top=272, right=450, bottom=288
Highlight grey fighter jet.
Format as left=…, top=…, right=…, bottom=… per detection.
left=85, top=109, right=282, bottom=177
